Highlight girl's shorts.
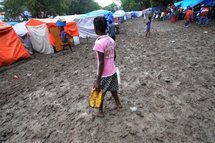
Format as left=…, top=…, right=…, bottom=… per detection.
left=101, top=73, right=119, bottom=95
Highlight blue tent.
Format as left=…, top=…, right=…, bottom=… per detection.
left=79, top=10, right=114, bottom=23
left=174, top=0, right=213, bottom=9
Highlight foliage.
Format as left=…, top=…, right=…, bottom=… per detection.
left=103, top=2, right=118, bottom=12
left=67, top=0, right=100, bottom=15
left=3, top=0, right=70, bottom=19
left=3, top=0, right=25, bottom=19
left=121, top=0, right=173, bottom=11
left=150, top=0, right=172, bottom=7
left=25, top=0, right=70, bottom=17
left=121, top=0, right=150, bottom=11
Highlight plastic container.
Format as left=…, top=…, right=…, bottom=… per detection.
left=56, top=21, right=66, bottom=26
left=89, top=88, right=103, bottom=108
left=116, top=67, right=121, bottom=85
left=73, top=36, right=80, bottom=45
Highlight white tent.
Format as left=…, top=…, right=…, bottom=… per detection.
left=114, top=10, right=126, bottom=18
left=27, top=24, right=54, bottom=54
left=13, top=22, right=28, bottom=36
left=54, top=14, right=82, bottom=22
left=13, top=22, right=33, bottom=54
left=25, top=19, right=54, bottom=54
left=55, top=10, right=114, bottom=38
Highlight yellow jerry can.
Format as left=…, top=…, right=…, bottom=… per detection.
left=89, top=88, right=103, bottom=108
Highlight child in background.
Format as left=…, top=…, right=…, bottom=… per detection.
left=59, top=26, right=67, bottom=43
left=93, top=16, right=122, bottom=117
left=59, top=26, right=73, bottom=51
left=146, top=17, right=152, bottom=37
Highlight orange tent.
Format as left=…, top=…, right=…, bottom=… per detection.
left=0, top=21, right=30, bottom=67
left=26, top=19, right=79, bottom=52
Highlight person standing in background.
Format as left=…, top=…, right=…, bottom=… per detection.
left=108, top=20, right=116, bottom=41
left=185, top=6, right=193, bottom=27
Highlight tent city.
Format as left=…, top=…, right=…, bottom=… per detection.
left=0, top=0, right=215, bottom=143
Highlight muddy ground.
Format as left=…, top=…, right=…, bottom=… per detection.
left=0, top=18, right=215, bottom=143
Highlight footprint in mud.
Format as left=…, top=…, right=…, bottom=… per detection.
left=0, top=128, right=14, bottom=142
left=2, top=112, right=14, bottom=124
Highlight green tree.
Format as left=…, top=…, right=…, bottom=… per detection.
left=121, top=0, right=150, bottom=11
left=67, top=0, right=100, bottom=14
left=3, top=0, right=70, bottom=19
left=150, top=0, right=172, bottom=7
left=3, top=0, right=25, bottom=19
left=121, top=0, right=173, bottom=11
left=103, top=2, right=118, bottom=12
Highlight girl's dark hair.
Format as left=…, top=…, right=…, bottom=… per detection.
left=93, top=16, right=107, bottom=33
left=149, top=16, right=152, bottom=20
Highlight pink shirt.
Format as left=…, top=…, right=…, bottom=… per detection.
left=93, top=35, right=116, bottom=77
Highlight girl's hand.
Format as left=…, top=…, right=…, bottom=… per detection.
left=94, top=80, right=101, bottom=92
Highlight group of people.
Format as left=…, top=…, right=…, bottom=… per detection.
left=184, top=4, right=211, bottom=27
left=151, top=3, right=214, bottom=28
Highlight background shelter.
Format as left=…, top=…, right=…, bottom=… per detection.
left=26, top=19, right=79, bottom=52
left=114, top=10, right=126, bottom=23
left=13, top=22, right=33, bottom=54
left=74, top=10, right=114, bottom=38
left=174, top=0, right=213, bottom=9
left=0, top=21, right=30, bottom=67
left=54, top=15, right=83, bottom=22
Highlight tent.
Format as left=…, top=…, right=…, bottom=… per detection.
left=174, top=0, right=213, bottom=9
left=54, top=14, right=83, bottom=22
left=0, top=21, right=30, bottom=67
left=75, top=10, right=114, bottom=38
left=114, top=10, right=126, bottom=23
left=125, top=12, right=132, bottom=20
left=55, top=10, right=114, bottom=38
left=13, top=22, right=33, bottom=54
left=25, top=19, right=79, bottom=53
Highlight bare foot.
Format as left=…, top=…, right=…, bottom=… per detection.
left=117, top=104, right=122, bottom=109
left=112, top=104, right=122, bottom=110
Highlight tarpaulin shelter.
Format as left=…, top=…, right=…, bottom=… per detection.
left=25, top=19, right=79, bottom=52
left=0, top=21, right=30, bottom=67
left=130, top=11, right=143, bottom=18
left=74, top=10, right=114, bottom=38
left=54, top=14, right=83, bottom=22
left=174, top=0, right=213, bottom=9
left=13, top=22, right=33, bottom=54
left=125, top=12, right=132, bottom=20
left=114, top=10, right=126, bottom=23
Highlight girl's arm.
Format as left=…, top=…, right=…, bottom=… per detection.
left=95, top=51, right=104, bottom=91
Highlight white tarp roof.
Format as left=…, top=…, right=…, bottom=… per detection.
left=26, top=24, right=54, bottom=54
left=54, top=14, right=82, bottom=22
left=13, top=22, right=28, bottom=36
left=114, top=10, right=126, bottom=17
left=55, top=10, right=114, bottom=38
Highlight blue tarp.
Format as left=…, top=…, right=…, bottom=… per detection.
left=175, top=0, right=213, bottom=9
left=79, top=10, right=114, bottom=23
left=6, top=22, right=18, bottom=26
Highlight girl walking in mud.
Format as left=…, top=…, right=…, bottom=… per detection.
left=93, top=16, right=122, bottom=117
